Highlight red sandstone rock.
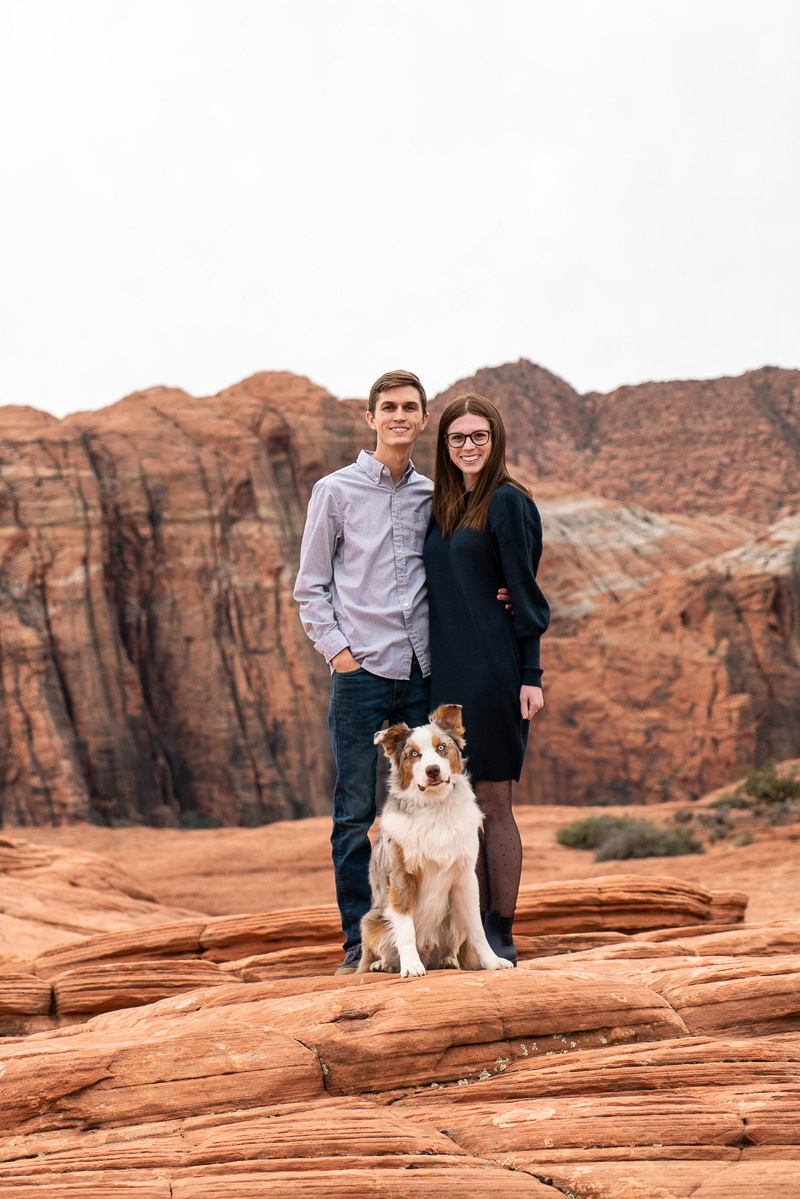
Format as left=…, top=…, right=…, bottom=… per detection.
left=542, top=1160, right=800, bottom=1197
left=0, top=1014, right=323, bottom=1132
left=0, top=1164, right=555, bottom=1198
left=0, top=836, right=203, bottom=962
left=432, top=360, right=800, bottom=523
left=0, top=375, right=371, bottom=827
left=52, top=960, right=233, bottom=1014
left=4, top=362, right=800, bottom=822
left=430, top=361, right=800, bottom=805
left=404, top=1088, right=799, bottom=1159
left=26, top=872, right=738, bottom=996
left=514, top=875, right=745, bottom=934
left=518, top=512, right=800, bottom=804
left=637, top=920, right=800, bottom=956
left=1, top=840, right=799, bottom=1197
left=396, top=1032, right=800, bottom=1107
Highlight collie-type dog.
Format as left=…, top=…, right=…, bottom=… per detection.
left=358, top=704, right=514, bottom=978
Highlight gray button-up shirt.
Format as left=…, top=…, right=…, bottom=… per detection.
left=293, top=450, right=433, bottom=679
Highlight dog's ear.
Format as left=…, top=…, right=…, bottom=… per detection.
left=374, top=722, right=411, bottom=760
left=429, top=704, right=465, bottom=745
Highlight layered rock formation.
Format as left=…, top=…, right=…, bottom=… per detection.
left=0, top=375, right=370, bottom=826
left=431, top=360, right=800, bottom=805
left=1, top=836, right=800, bottom=1197
left=520, top=510, right=800, bottom=803
left=432, top=360, right=800, bottom=523
left=0, top=835, right=201, bottom=963
left=2, top=361, right=800, bottom=821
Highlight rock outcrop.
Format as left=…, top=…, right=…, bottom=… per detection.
left=0, top=832, right=746, bottom=1034
left=520, top=512, right=800, bottom=804
left=3, top=362, right=800, bottom=822
left=432, top=360, right=800, bottom=523
left=0, top=841, right=799, bottom=1196
left=0, top=375, right=370, bottom=827
left=0, top=835, right=201, bottom=963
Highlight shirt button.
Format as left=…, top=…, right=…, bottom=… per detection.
left=404, top=602, right=408, bottom=607
left=399, top=577, right=404, bottom=582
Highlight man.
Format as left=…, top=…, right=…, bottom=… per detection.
left=294, top=369, right=433, bottom=973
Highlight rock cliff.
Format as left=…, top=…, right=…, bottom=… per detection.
left=0, top=375, right=370, bottom=826
left=2, top=362, right=800, bottom=822
left=429, top=360, right=800, bottom=803
left=432, top=360, right=800, bottom=523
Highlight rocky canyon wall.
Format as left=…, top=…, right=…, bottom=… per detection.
left=0, top=374, right=370, bottom=827
left=433, top=360, right=800, bottom=804
left=2, top=362, right=800, bottom=823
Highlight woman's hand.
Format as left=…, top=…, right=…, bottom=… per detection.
left=520, top=686, right=544, bottom=720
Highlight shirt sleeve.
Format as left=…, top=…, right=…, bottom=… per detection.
left=491, top=487, right=551, bottom=686
left=293, top=481, right=350, bottom=663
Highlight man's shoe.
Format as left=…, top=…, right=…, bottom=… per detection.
left=483, top=910, right=517, bottom=966
left=335, top=943, right=362, bottom=975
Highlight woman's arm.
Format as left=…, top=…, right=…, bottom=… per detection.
left=491, top=487, right=551, bottom=702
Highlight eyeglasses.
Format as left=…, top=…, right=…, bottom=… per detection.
left=444, top=430, right=491, bottom=448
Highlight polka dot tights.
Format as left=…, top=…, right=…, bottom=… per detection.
left=473, top=779, right=522, bottom=919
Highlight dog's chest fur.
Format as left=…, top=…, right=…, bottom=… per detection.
left=379, top=776, right=481, bottom=872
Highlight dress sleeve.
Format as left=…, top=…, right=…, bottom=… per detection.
left=490, top=487, right=551, bottom=686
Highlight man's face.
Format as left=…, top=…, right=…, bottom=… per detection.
left=366, top=385, right=429, bottom=451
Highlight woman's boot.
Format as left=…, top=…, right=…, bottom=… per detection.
left=483, top=909, right=517, bottom=966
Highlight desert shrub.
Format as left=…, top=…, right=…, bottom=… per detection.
left=557, top=815, right=704, bottom=860
left=179, top=810, right=223, bottom=830
left=710, top=792, right=751, bottom=810
left=555, top=815, right=631, bottom=850
left=736, top=760, right=800, bottom=807
left=696, top=806, right=735, bottom=841
left=594, top=819, right=704, bottom=861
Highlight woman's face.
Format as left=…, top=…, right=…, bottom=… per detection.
left=445, top=413, right=493, bottom=490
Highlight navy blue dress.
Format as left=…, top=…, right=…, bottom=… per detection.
left=423, top=483, right=550, bottom=781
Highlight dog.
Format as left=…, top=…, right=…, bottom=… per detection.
left=357, top=704, right=514, bottom=978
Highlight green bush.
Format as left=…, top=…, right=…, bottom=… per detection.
left=556, top=815, right=704, bottom=860
left=594, top=819, right=704, bottom=861
left=555, top=815, right=631, bottom=850
left=179, top=810, right=223, bottom=830
left=736, top=760, right=800, bottom=807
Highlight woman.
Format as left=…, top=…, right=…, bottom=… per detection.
left=423, top=394, right=550, bottom=964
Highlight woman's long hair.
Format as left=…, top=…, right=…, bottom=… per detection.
left=432, top=394, right=529, bottom=535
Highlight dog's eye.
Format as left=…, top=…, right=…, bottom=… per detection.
left=409, top=750, right=419, bottom=758
left=437, top=745, right=446, bottom=753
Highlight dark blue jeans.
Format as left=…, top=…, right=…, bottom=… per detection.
left=328, top=658, right=430, bottom=949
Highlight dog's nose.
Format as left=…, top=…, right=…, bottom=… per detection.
left=425, top=764, right=441, bottom=779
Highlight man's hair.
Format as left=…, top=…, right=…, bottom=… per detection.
left=368, top=370, right=427, bottom=416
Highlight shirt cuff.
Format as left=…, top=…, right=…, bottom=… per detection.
left=519, top=635, right=542, bottom=687
left=317, top=628, right=350, bottom=664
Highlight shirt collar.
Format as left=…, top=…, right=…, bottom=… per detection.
left=357, top=449, right=415, bottom=486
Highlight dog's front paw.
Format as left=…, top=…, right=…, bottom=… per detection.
left=482, top=953, right=515, bottom=970
left=400, top=958, right=426, bottom=978
left=370, top=958, right=395, bottom=973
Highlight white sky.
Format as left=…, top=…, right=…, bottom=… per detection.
left=1, top=0, right=799, bottom=417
